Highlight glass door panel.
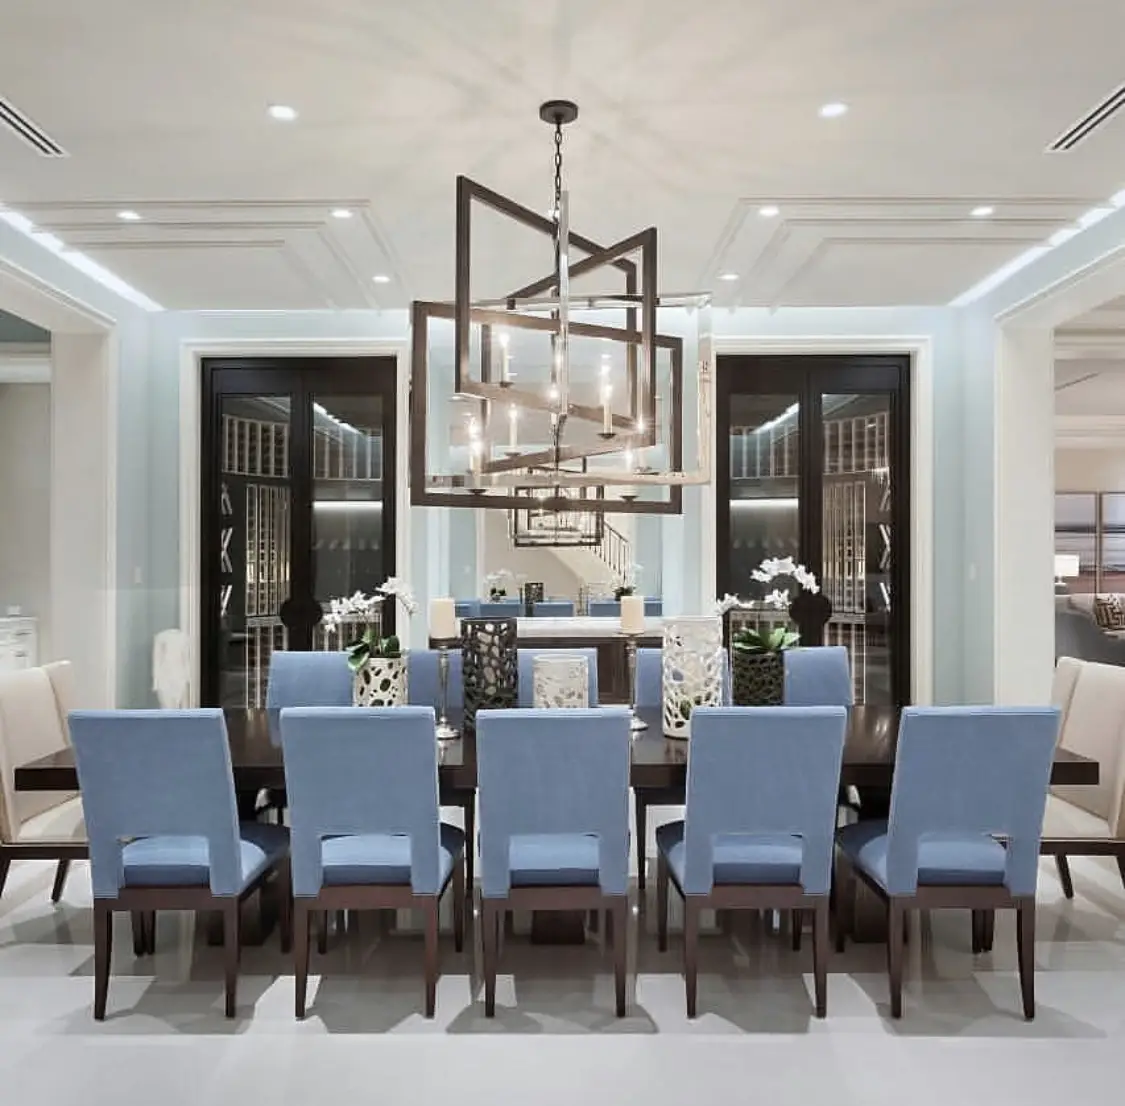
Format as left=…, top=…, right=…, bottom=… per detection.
left=821, top=393, right=894, bottom=705
left=310, top=394, right=390, bottom=650
left=1055, top=493, right=1097, bottom=593
left=216, top=394, right=293, bottom=709
left=1100, top=494, right=1125, bottom=594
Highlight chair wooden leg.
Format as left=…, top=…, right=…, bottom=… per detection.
left=812, top=899, right=829, bottom=1018
left=482, top=900, right=498, bottom=1017
left=1017, top=900, right=1036, bottom=1020
left=463, top=797, right=475, bottom=896
left=791, top=909, right=803, bottom=952
left=277, top=860, right=292, bottom=955
left=223, top=900, right=240, bottom=1019
left=635, top=792, right=648, bottom=892
left=1055, top=854, right=1075, bottom=900
left=0, top=853, right=10, bottom=901
left=317, top=910, right=328, bottom=955
left=93, top=902, right=112, bottom=1020
left=144, top=911, right=156, bottom=954
left=834, top=859, right=853, bottom=954
left=452, top=853, right=466, bottom=954
left=423, top=899, right=439, bottom=1018
left=613, top=896, right=628, bottom=1017
left=50, top=859, right=71, bottom=904
left=684, top=897, right=699, bottom=1019
left=294, top=903, right=310, bottom=1019
left=971, top=909, right=983, bottom=954
left=887, top=899, right=904, bottom=1019
left=982, top=909, right=995, bottom=953
left=656, top=853, right=670, bottom=952
left=131, top=911, right=147, bottom=957
left=1117, top=853, right=1125, bottom=892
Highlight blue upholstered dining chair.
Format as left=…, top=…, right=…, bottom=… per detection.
left=408, top=649, right=465, bottom=711
left=266, top=651, right=353, bottom=708
left=656, top=706, right=847, bottom=1017
left=836, top=706, right=1060, bottom=1020
left=517, top=648, right=599, bottom=706
left=279, top=706, right=465, bottom=1019
left=532, top=600, right=576, bottom=617
left=455, top=600, right=481, bottom=620
left=644, top=598, right=663, bottom=617
left=631, top=647, right=731, bottom=892
left=784, top=646, right=853, bottom=706
left=69, top=709, right=291, bottom=1020
left=479, top=600, right=521, bottom=619
left=587, top=599, right=619, bottom=619
left=476, top=708, right=632, bottom=1017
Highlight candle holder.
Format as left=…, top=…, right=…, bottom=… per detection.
left=616, top=631, right=647, bottom=733
left=435, top=638, right=459, bottom=741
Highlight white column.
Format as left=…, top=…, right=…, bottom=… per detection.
left=50, top=332, right=115, bottom=707
left=993, top=324, right=1055, bottom=704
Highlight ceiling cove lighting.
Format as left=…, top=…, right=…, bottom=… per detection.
left=409, top=98, right=712, bottom=519
left=818, top=102, right=848, bottom=119
left=758, top=205, right=780, bottom=218
left=331, top=208, right=353, bottom=219
left=951, top=182, right=1125, bottom=306
left=0, top=205, right=162, bottom=311
left=970, top=206, right=994, bottom=218
left=267, top=104, right=298, bottom=121
left=372, top=274, right=391, bottom=284
left=719, top=272, right=740, bottom=282
left=117, top=210, right=142, bottom=221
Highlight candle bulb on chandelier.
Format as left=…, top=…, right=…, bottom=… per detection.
left=508, top=404, right=518, bottom=448
left=498, top=331, right=510, bottom=383
left=601, top=383, right=613, bottom=435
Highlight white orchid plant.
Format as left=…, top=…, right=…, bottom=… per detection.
left=730, top=556, right=821, bottom=656
left=484, top=569, right=513, bottom=600
left=323, top=577, right=419, bottom=670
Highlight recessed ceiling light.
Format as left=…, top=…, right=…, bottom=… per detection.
left=268, top=104, right=298, bottom=122
left=818, top=102, right=848, bottom=119
left=372, top=274, right=391, bottom=284
left=971, top=205, right=995, bottom=218
left=719, top=272, right=740, bottom=282
left=331, top=208, right=353, bottom=220
left=117, top=210, right=142, bottom=221
left=758, top=205, right=780, bottom=218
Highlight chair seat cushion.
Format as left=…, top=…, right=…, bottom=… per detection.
left=1041, top=794, right=1113, bottom=839
left=15, top=795, right=86, bottom=843
left=656, top=820, right=803, bottom=887
left=122, top=822, right=289, bottom=890
left=321, top=823, right=465, bottom=887
left=837, top=819, right=1008, bottom=891
left=509, top=833, right=601, bottom=886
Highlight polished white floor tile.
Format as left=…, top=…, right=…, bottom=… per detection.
left=2, top=854, right=1124, bottom=1104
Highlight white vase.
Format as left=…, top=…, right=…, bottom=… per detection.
left=354, top=656, right=408, bottom=707
left=532, top=653, right=590, bottom=709
left=662, top=616, right=724, bottom=740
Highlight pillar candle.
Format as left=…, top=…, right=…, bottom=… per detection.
left=430, top=597, right=457, bottom=641
left=620, top=594, right=645, bottom=635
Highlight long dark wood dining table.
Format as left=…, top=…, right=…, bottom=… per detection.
left=13, top=704, right=1100, bottom=793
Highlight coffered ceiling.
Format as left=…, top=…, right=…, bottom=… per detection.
left=1, top=0, right=1124, bottom=310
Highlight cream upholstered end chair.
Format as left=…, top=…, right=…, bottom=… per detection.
left=1041, top=659, right=1125, bottom=898
left=0, top=663, right=87, bottom=904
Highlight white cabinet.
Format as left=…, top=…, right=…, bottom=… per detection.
left=0, top=617, right=38, bottom=674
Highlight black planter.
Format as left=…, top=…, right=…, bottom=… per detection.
left=732, top=650, right=784, bottom=706
left=521, top=582, right=544, bottom=617
left=461, top=617, right=518, bottom=733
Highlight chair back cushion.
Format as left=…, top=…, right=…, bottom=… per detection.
left=1050, top=657, right=1083, bottom=739
left=886, top=707, right=1059, bottom=896
left=587, top=600, right=620, bottom=619
left=476, top=708, right=630, bottom=897
left=681, top=706, right=847, bottom=894
left=407, top=649, right=465, bottom=710
left=784, top=646, right=854, bottom=706
left=265, top=651, right=353, bottom=709
left=517, top=648, right=599, bottom=706
left=532, top=600, right=576, bottom=618
left=0, top=668, right=75, bottom=839
left=1051, top=660, right=1125, bottom=820
left=69, top=709, right=243, bottom=897
left=42, top=660, right=77, bottom=726
left=280, top=706, right=442, bottom=896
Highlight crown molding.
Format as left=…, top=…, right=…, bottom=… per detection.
left=1056, top=414, right=1125, bottom=448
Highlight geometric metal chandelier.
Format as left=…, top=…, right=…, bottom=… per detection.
left=410, top=99, right=713, bottom=515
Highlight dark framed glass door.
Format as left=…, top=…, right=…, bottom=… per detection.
left=716, top=355, right=910, bottom=704
left=200, top=357, right=397, bottom=707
